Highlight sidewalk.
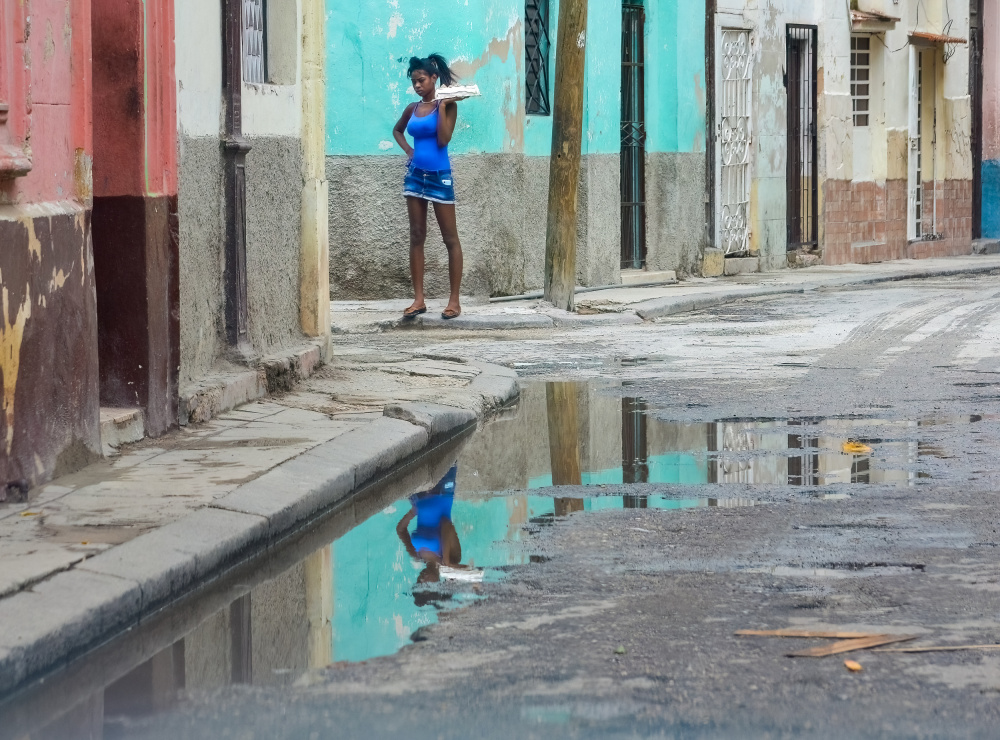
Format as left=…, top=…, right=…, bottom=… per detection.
left=0, top=347, right=518, bottom=695
left=331, top=255, right=1000, bottom=332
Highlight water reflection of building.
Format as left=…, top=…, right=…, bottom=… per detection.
left=32, top=548, right=334, bottom=739
left=457, top=383, right=920, bottom=491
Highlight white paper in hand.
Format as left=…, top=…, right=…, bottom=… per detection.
left=435, top=84, right=481, bottom=102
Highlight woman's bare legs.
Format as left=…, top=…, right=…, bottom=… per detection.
left=406, top=197, right=428, bottom=312
left=433, top=201, right=463, bottom=315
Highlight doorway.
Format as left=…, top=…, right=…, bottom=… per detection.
left=620, top=2, right=646, bottom=269
left=785, top=25, right=818, bottom=250
left=715, top=27, right=753, bottom=255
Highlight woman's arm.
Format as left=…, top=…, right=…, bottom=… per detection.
left=393, top=103, right=417, bottom=158
left=436, top=101, right=458, bottom=148
left=396, top=508, right=419, bottom=558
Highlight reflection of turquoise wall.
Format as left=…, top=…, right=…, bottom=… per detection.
left=528, top=453, right=708, bottom=488
left=332, top=496, right=555, bottom=662
left=326, top=0, right=705, bottom=157
left=984, top=161, right=1000, bottom=239
left=331, top=490, right=715, bottom=663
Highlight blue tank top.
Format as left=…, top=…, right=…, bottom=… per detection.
left=408, top=466, right=458, bottom=557
left=406, top=105, right=451, bottom=172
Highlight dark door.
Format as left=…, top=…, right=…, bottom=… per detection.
left=621, top=3, right=646, bottom=269
left=786, top=25, right=818, bottom=250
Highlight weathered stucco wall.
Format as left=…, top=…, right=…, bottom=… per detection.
left=177, top=136, right=224, bottom=384
left=245, top=137, right=305, bottom=352
left=715, top=0, right=972, bottom=268
left=174, top=0, right=308, bottom=380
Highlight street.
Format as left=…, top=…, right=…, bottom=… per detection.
left=19, top=274, right=1000, bottom=739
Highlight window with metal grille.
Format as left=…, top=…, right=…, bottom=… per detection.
left=525, top=0, right=551, bottom=115
left=242, top=0, right=267, bottom=85
left=851, top=35, right=870, bottom=127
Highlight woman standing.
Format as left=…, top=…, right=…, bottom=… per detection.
left=393, top=54, right=464, bottom=320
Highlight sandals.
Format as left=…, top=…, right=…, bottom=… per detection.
left=441, top=307, right=462, bottom=320
left=402, top=305, right=427, bottom=319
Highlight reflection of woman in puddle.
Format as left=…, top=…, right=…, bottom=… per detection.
left=396, top=465, right=471, bottom=585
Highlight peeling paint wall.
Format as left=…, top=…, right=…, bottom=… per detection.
left=716, top=0, right=973, bottom=268
left=0, top=0, right=101, bottom=488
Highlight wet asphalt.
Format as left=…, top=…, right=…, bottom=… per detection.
left=36, top=277, right=1000, bottom=738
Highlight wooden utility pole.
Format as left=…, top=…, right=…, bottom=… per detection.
left=543, top=0, right=588, bottom=311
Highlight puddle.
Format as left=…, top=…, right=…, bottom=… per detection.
left=2, top=381, right=983, bottom=737
left=456, top=382, right=971, bottom=491
left=2, top=447, right=755, bottom=739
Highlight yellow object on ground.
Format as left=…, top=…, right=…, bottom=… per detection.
left=842, top=441, right=873, bottom=455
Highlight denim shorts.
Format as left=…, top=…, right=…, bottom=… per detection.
left=403, top=165, right=455, bottom=205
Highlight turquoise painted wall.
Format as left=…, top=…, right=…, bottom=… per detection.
left=326, top=0, right=704, bottom=157
left=645, top=0, right=707, bottom=154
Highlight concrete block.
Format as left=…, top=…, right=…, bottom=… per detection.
left=469, top=373, right=520, bottom=411
left=417, top=313, right=555, bottom=330
left=100, top=407, right=145, bottom=457
left=620, top=269, right=677, bottom=286
left=724, top=257, right=760, bottom=276
left=312, top=417, right=429, bottom=490
left=633, top=287, right=806, bottom=321
left=179, top=370, right=268, bottom=425
left=212, top=455, right=355, bottom=535
left=548, top=312, right=645, bottom=327
left=466, top=360, right=518, bottom=379
left=0, top=571, right=142, bottom=694
left=972, top=239, right=1000, bottom=255
left=383, top=402, right=477, bottom=438
left=296, top=343, right=323, bottom=378
left=702, top=248, right=725, bottom=277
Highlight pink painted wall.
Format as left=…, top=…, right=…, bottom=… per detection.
left=0, top=0, right=92, bottom=205
left=985, top=0, right=1000, bottom=161
left=91, top=0, right=177, bottom=198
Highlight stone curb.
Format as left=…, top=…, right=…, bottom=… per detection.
left=633, top=287, right=806, bottom=320
left=0, top=362, right=519, bottom=697
left=338, top=260, right=1000, bottom=333
left=417, top=313, right=556, bottom=330
left=633, top=263, right=1000, bottom=321
left=179, top=339, right=328, bottom=425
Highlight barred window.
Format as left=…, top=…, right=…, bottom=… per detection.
left=525, top=0, right=551, bottom=115
left=851, top=35, right=870, bottom=127
left=242, top=0, right=267, bottom=85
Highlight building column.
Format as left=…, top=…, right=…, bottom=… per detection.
left=300, top=0, right=331, bottom=356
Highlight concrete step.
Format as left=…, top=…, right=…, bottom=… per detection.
left=620, top=269, right=678, bottom=286
left=100, top=408, right=145, bottom=457
left=972, top=238, right=1000, bottom=255
left=724, top=256, right=760, bottom=276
